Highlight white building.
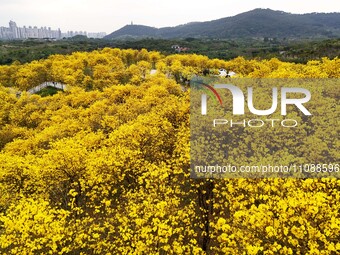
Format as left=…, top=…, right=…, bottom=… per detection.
left=87, top=32, right=107, bottom=39
left=0, top=20, right=106, bottom=40
left=0, top=21, right=62, bottom=40
left=61, top=31, right=90, bottom=38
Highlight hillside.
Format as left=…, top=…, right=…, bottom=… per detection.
left=105, top=9, right=340, bottom=39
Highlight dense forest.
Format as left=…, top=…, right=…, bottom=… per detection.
left=0, top=48, right=339, bottom=254
left=0, top=37, right=339, bottom=65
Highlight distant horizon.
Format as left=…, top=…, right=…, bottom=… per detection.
left=116, top=8, right=340, bottom=29
left=2, top=8, right=340, bottom=35
left=0, top=19, right=105, bottom=34
left=1, top=0, right=340, bottom=34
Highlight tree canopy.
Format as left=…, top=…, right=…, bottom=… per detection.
left=0, top=48, right=339, bottom=254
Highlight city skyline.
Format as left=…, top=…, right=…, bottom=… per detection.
left=0, top=20, right=106, bottom=40
left=1, top=0, right=339, bottom=34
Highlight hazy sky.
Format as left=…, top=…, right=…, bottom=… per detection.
left=0, top=0, right=339, bottom=33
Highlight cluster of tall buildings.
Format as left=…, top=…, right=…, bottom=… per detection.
left=0, top=21, right=106, bottom=40
left=0, top=21, right=61, bottom=40
left=87, top=32, right=107, bottom=39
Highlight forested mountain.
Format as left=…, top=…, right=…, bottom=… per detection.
left=105, top=9, right=340, bottom=39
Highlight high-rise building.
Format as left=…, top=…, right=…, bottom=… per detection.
left=87, top=32, right=107, bottom=39
left=9, top=20, right=19, bottom=39
left=0, top=21, right=63, bottom=40
left=0, top=21, right=106, bottom=40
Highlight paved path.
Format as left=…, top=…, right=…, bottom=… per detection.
left=27, top=82, right=66, bottom=94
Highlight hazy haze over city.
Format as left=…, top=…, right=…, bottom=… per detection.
left=0, top=0, right=339, bottom=33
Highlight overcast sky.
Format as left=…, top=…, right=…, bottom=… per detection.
left=0, top=0, right=339, bottom=33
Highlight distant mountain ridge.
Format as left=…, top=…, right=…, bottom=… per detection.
left=105, top=9, right=340, bottom=39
